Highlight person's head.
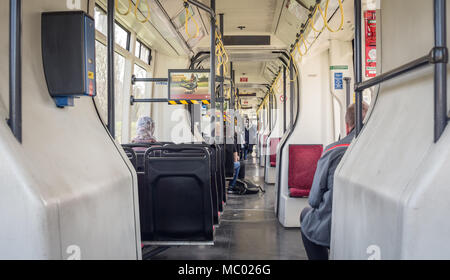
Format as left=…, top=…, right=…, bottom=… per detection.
left=135, top=116, right=155, bottom=141
left=345, top=102, right=369, bottom=134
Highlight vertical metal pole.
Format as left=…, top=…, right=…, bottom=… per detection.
left=344, top=77, right=351, bottom=109
left=210, top=0, right=216, bottom=144
left=283, top=65, right=287, bottom=133
left=219, top=13, right=224, bottom=145
left=9, top=0, right=21, bottom=143
left=230, top=66, right=235, bottom=144
left=269, top=94, right=272, bottom=131
left=230, top=65, right=235, bottom=112
left=236, top=88, right=239, bottom=110
left=107, top=0, right=115, bottom=138
left=434, top=0, right=448, bottom=142
left=354, top=0, right=363, bottom=136
left=190, top=104, right=195, bottom=139
left=289, top=58, right=294, bottom=129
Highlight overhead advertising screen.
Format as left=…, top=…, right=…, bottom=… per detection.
left=168, top=69, right=210, bottom=101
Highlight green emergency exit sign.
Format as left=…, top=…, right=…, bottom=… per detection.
left=330, top=65, right=349, bottom=70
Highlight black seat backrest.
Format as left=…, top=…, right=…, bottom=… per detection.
left=216, top=144, right=226, bottom=204
left=208, top=145, right=223, bottom=212
left=122, top=143, right=163, bottom=172
left=162, top=144, right=220, bottom=223
left=141, top=146, right=214, bottom=242
left=159, top=141, right=175, bottom=145
left=122, top=146, right=137, bottom=168
left=225, top=144, right=235, bottom=178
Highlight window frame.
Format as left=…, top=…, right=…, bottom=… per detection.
left=94, top=4, right=131, bottom=51
left=93, top=3, right=154, bottom=143
left=136, top=38, right=152, bottom=65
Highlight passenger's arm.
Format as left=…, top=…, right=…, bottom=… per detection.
left=234, top=152, right=239, bottom=162
left=308, top=157, right=330, bottom=208
left=308, top=154, right=344, bottom=208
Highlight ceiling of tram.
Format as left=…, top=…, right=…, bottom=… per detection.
left=215, top=0, right=279, bottom=34
left=112, top=0, right=335, bottom=110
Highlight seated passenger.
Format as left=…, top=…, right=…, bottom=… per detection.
left=300, top=102, right=369, bottom=260
left=131, top=116, right=157, bottom=144
left=228, top=133, right=241, bottom=194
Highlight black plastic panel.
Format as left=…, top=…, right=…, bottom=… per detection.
left=223, top=36, right=271, bottom=46
left=41, top=11, right=96, bottom=97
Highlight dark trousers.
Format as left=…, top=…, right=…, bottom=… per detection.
left=300, top=207, right=329, bottom=260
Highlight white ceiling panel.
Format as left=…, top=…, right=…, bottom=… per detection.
left=216, top=0, right=278, bottom=33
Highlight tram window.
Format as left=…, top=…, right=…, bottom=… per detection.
left=130, top=64, right=151, bottom=141
left=114, top=54, right=126, bottom=142
left=95, top=41, right=108, bottom=121
left=135, top=39, right=152, bottom=65
left=135, top=41, right=141, bottom=57
left=114, top=23, right=131, bottom=51
left=94, top=40, right=126, bottom=142
left=94, top=5, right=107, bottom=34
left=94, top=5, right=131, bottom=51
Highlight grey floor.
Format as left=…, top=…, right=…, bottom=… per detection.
left=149, top=156, right=308, bottom=260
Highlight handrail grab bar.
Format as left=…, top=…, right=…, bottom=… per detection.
left=355, top=55, right=428, bottom=92
left=8, top=0, right=22, bottom=143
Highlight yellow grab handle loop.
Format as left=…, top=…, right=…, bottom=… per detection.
left=135, top=0, right=151, bottom=24
left=184, top=1, right=200, bottom=39
left=322, top=0, right=345, bottom=32
left=221, top=40, right=229, bottom=74
left=216, top=45, right=224, bottom=72
left=269, top=72, right=282, bottom=95
left=312, top=0, right=345, bottom=33
left=311, top=4, right=326, bottom=33
left=296, top=33, right=308, bottom=56
left=215, top=29, right=229, bottom=74
left=115, top=0, right=132, bottom=16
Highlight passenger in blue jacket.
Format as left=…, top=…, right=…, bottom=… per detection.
left=300, top=102, right=369, bottom=260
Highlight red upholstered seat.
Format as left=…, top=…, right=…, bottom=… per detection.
left=270, top=138, right=281, bottom=167
left=288, top=145, right=323, bottom=197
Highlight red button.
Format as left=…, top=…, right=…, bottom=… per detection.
left=89, top=81, right=94, bottom=96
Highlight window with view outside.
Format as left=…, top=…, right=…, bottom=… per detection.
left=135, top=39, right=151, bottom=64
left=94, top=41, right=126, bottom=142
left=130, top=64, right=151, bottom=141
left=94, top=5, right=130, bottom=50
left=135, top=40, right=141, bottom=57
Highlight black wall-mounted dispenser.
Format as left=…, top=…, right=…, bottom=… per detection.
left=42, top=11, right=96, bottom=108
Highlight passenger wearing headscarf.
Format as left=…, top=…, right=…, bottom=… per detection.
left=132, top=116, right=157, bottom=144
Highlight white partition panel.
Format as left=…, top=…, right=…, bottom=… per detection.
left=265, top=80, right=284, bottom=184
left=276, top=50, right=335, bottom=227
left=331, top=0, right=450, bottom=260
left=0, top=0, right=140, bottom=259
